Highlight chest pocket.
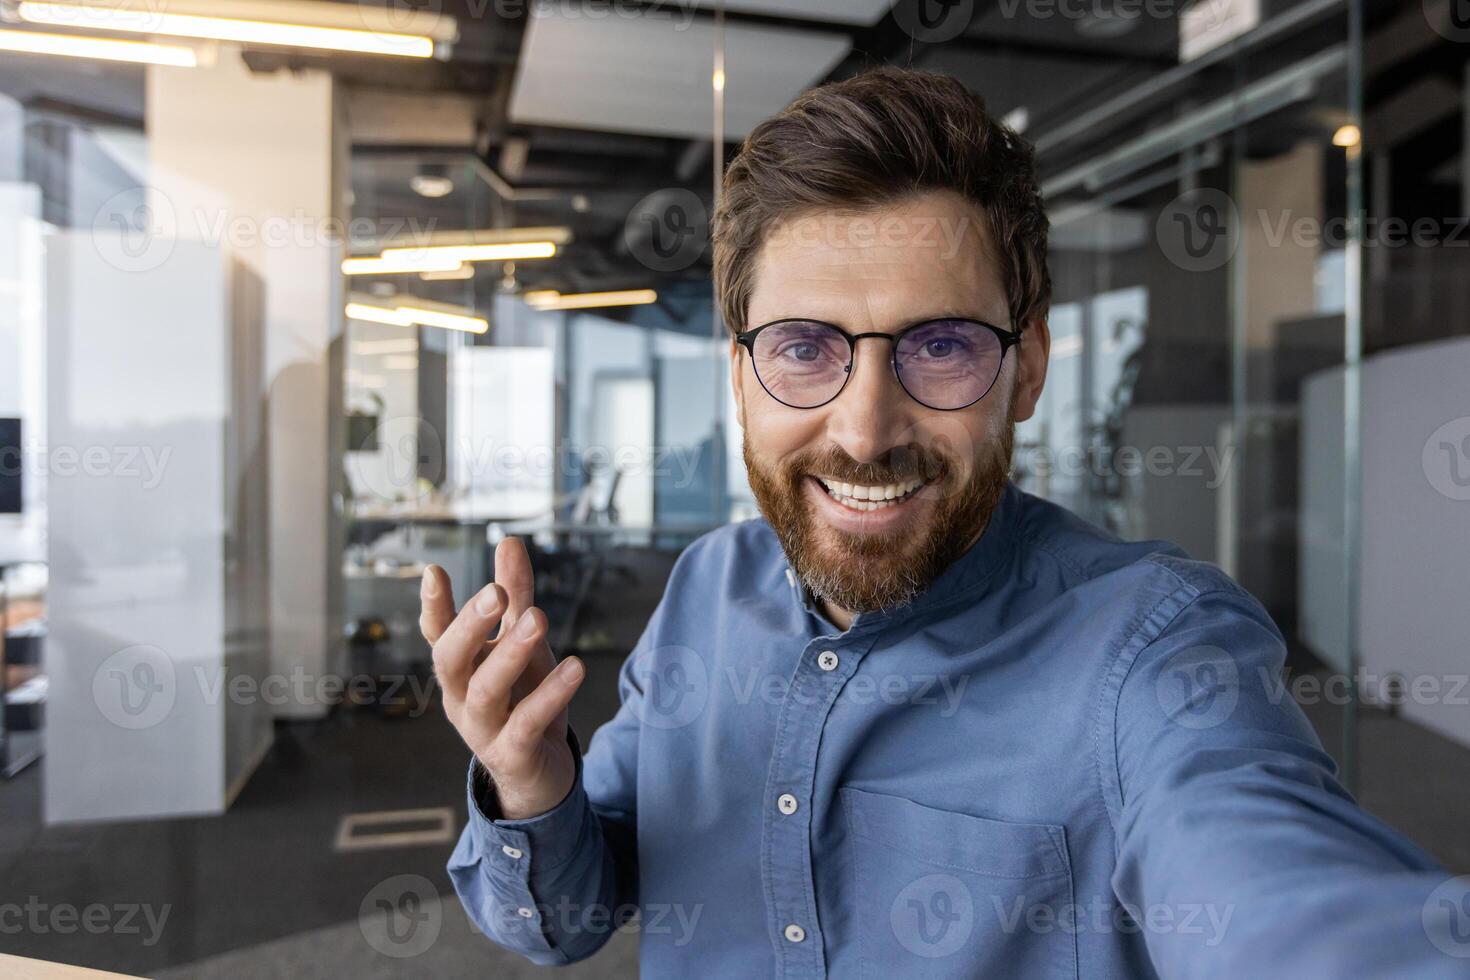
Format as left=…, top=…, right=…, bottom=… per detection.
left=840, top=787, right=1077, bottom=980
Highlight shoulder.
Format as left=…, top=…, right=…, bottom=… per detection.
left=666, top=517, right=788, bottom=595
left=1010, top=487, right=1256, bottom=617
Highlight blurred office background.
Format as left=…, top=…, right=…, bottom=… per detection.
left=0, top=0, right=1466, bottom=975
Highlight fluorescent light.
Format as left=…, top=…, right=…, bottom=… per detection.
left=346, top=302, right=415, bottom=326
left=370, top=226, right=573, bottom=251
left=0, top=27, right=198, bottom=66
left=419, top=264, right=475, bottom=282
left=346, top=296, right=488, bottom=334
left=18, top=1, right=436, bottom=58
left=342, top=254, right=466, bottom=276
left=410, top=174, right=454, bottom=199
left=395, top=305, right=488, bottom=334
left=525, top=289, right=658, bottom=311
left=378, top=241, right=557, bottom=264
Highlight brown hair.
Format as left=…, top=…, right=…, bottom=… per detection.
left=712, top=67, right=1051, bottom=337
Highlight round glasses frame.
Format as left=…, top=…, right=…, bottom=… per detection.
left=735, top=316, right=1023, bottom=412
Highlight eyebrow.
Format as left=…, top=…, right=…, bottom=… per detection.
left=762, top=311, right=1005, bottom=329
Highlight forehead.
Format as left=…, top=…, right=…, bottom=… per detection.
left=746, top=190, right=1009, bottom=331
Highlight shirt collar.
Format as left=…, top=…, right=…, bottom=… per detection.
left=785, top=481, right=1022, bottom=635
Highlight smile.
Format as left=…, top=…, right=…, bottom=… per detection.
left=815, top=476, right=925, bottom=512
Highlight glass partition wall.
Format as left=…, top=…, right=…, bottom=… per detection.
left=1014, top=0, right=1366, bottom=778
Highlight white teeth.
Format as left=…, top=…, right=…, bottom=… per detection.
left=816, top=476, right=924, bottom=511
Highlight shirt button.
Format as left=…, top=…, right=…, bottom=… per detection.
left=777, top=793, right=799, bottom=815
left=516, top=907, right=535, bottom=919
left=817, top=650, right=839, bottom=671
left=784, top=923, right=806, bottom=943
left=502, top=845, right=523, bottom=859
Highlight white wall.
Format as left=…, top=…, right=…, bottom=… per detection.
left=148, top=51, right=346, bottom=718
left=1300, top=338, right=1470, bottom=748
left=1357, top=338, right=1470, bottom=748
left=44, top=236, right=270, bottom=822
left=0, top=180, right=46, bottom=562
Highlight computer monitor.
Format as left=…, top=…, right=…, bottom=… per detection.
left=0, top=418, right=20, bottom=514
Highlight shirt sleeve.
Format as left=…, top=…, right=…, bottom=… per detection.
left=446, top=598, right=661, bottom=965
left=1107, top=583, right=1462, bottom=978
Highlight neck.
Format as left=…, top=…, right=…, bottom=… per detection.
left=819, top=598, right=855, bottom=632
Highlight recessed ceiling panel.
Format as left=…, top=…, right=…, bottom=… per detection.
left=510, top=10, right=851, bottom=140
left=688, top=0, right=893, bottom=25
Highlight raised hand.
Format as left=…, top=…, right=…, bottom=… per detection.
left=421, top=537, right=585, bottom=820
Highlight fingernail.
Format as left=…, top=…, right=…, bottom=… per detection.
left=559, top=658, right=584, bottom=685
left=513, top=609, right=539, bottom=639
left=475, top=585, right=501, bottom=616
left=421, top=568, right=438, bottom=598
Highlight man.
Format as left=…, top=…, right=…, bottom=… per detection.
left=426, top=69, right=1459, bottom=977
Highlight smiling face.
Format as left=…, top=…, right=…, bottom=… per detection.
left=732, top=190, right=1050, bottom=617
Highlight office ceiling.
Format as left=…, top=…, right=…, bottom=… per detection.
left=2, top=0, right=1455, bottom=319
left=509, top=9, right=852, bottom=140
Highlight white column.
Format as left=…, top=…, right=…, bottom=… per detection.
left=147, top=50, right=347, bottom=719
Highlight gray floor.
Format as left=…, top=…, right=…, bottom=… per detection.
left=155, top=898, right=640, bottom=980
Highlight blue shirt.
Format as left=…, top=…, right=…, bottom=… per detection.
left=448, top=483, right=1460, bottom=978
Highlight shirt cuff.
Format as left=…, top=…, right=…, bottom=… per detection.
left=464, top=727, right=589, bottom=874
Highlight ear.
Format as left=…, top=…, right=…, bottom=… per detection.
left=1011, top=316, right=1049, bottom=424
left=729, top=338, right=748, bottom=429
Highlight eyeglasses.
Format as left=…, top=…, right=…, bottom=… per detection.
left=735, top=317, right=1022, bottom=412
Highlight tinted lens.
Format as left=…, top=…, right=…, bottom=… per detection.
left=751, top=320, right=851, bottom=408
left=894, top=319, right=1004, bottom=410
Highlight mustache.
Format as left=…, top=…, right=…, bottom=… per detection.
left=786, top=443, right=954, bottom=485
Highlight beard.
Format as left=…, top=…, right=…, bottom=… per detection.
left=744, top=400, right=1016, bottom=615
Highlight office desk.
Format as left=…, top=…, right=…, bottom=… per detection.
left=0, top=955, right=140, bottom=979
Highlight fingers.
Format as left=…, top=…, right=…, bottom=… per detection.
left=466, top=606, right=551, bottom=723
left=431, top=580, right=507, bottom=699
left=501, top=656, right=585, bottom=753
left=494, top=537, right=535, bottom=638
left=418, top=565, right=455, bottom=644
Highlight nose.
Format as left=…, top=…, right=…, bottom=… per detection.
left=822, top=337, right=917, bottom=464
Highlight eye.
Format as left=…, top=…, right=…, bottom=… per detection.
left=923, top=337, right=959, bottom=358
left=778, top=341, right=821, bottom=362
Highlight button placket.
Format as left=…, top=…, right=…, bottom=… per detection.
left=761, top=632, right=872, bottom=978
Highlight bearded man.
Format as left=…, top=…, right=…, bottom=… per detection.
left=426, top=68, right=1456, bottom=978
